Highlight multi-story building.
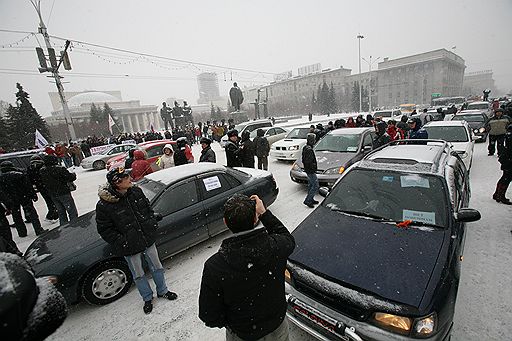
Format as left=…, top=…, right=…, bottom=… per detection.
left=197, top=72, right=221, bottom=104
left=242, top=48, right=466, bottom=115
left=376, top=49, right=465, bottom=108
left=463, top=70, right=496, bottom=97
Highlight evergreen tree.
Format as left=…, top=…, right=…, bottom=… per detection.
left=103, top=103, right=121, bottom=133
left=89, top=103, right=102, bottom=123
left=329, top=81, right=337, bottom=113
left=320, top=80, right=330, bottom=114
left=316, top=85, right=322, bottom=113
left=351, top=81, right=360, bottom=112
left=361, top=86, right=369, bottom=112
left=0, top=111, right=11, bottom=151
left=6, top=83, right=51, bottom=150
left=311, top=92, right=317, bottom=112
left=210, top=102, right=215, bottom=117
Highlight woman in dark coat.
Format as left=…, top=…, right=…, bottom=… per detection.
left=493, top=123, right=512, bottom=205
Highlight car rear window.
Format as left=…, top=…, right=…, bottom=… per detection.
left=424, top=126, right=469, bottom=142
left=138, top=178, right=165, bottom=201
left=323, top=169, right=449, bottom=228
left=286, top=128, right=310, bottom=139
left=452, top=115, right=485, bottom=123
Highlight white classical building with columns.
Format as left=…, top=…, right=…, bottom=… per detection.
left=46, top=90, right=163, bottom=133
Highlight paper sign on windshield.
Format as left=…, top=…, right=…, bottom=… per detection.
left=400, top=175, right=430, bottom=188
left=346, top=146, right=358, bottom=152
left=203, top=176, right=221, bottom=191
left=403, top=210, right=436, bottom=224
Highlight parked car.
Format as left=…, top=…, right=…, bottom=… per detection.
left=466, top=101, right=492, bottom=116
left=106, top=140, right=175, bottom=171
left=24, top=163, right=279, bottom=305
left=0, top=148, right=45, bottom=170
left=220, top=119, right=273, bottom=147
left=285, top=140, right=480, bottom=341
left=374, top=109, right=403, bottom=122
left=81, top=143, right=136, bottom=170
left=451, top=110, right=489, bottom=142
left=270, top=126, right=312, bottom=161
left=423, top=120, right=474, bottom=170
left=249, top=126, right=288, bottom=146
left=290, top=127, right=376, bottom=187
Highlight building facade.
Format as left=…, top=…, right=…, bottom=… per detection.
left=463, top=70, right=496, bottom=97
left=242, top=48, right=466, bottom=115
left=197, top=72, right=221, bottom=104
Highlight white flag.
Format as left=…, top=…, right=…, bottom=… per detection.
left=108, top=114, right=115, bottom=134
left=35, top=129, right=48, bottom=149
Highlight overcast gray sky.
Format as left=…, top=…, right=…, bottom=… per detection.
left=1, top=0, right=511, bottom=116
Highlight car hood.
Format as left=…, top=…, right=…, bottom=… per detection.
left=24, top=211, right=103, bottom=273
left=273, top=138, right=306, bottom=147
left=297, top=151, right=357, bottom=171
left=466, top=121, right=484, bottom=129
left=289, top=205, right=446, bottom=308
left=449, top=142, right=471, bottom=154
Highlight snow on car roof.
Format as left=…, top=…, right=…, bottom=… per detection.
left=424, top=120, right=467, bottom=127
left=329, top=127, right=371, bottom=135
left=145, top=163, right=226, bottom=185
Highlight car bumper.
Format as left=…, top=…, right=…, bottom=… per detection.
left=285, top=283, right=452, bottom=341
left=290, top=169, right=340, bottom=187
left=473, top=133, right=486, bottom=142
left=270, top=150, right=300, bottom=160
left=80, top=162, right=93, bottom=169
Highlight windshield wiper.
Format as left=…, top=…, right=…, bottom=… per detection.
left=402, top=220, right=443, bottom=229
left=329, top=208, right=392, bottom=222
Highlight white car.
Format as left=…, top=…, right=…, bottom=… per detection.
left=249, top=126, right=288, bottom=146
left=80, top=143, right=136, bottom=170
left=374, top=109, right=403, bottom=122
left=270, top=126, right=311, bottom=161
left=220, top=119, right=273, bottom=148
left=422, top=120, right=474, bottom=170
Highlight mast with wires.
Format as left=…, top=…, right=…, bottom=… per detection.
left=30, top=0, right=76, bottom=140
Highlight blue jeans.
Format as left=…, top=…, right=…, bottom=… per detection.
left=125, top=243, right=168, bottom=302
left=305, top=173, right=319, bottom=204
left=51, top=193, right=78, bottom=226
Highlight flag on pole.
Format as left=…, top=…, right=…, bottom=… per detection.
left=108, top=114, right=115, bottom=134
left=35, top=129, right=48, bottom=148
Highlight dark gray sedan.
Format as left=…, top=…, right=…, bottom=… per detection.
left=24, top=163, right=279, bottom=305
left=290, top=127, right=375, bottom=187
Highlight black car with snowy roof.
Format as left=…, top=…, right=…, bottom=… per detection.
left=23, top=163, right=278, bottom=305
left=284, top=140, right=480, bottom=340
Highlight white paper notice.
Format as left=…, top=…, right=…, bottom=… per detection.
left=203, top=176, right=222, bottom=191
left=400, top=175, right=430, bottom=188
left=403, top=210, right=436, bottom=224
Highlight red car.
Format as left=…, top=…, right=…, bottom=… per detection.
left=106, top=140, right=176, bottom=171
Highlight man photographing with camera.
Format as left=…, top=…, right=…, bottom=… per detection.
left=199, top=194, right=295, bottom=341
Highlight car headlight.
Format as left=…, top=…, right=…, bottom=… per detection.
left=373, top=312, right=412, bottom=334
left=291, top=162, right=301, bottom=171
left=288, top=145, right=299, bottom=151
left=478, top=127, right=485, bottom=133
left=40, top=275, right=59, bottom=285
left=456, top=151, right=468, bottom=158
left=324, top=166, right=345, bottom=174
left=412, top=313, right=436, bottom=337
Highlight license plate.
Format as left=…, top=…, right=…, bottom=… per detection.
left=290, top=297, right=348, bottom=340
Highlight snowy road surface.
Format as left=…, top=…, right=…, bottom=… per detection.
left=11, top=141, right=511, bottom=341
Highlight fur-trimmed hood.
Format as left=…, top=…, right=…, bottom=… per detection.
left=98, top=183, right=122, bottom=203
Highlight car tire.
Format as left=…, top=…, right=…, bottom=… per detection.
left=93, top=160, right=106, bottom=170
left=82, top=260, right=133, bottom=305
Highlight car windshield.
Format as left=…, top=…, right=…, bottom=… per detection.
left=137, top=178, right=165, bottom=201
left=323, top=169, right=448, bottom=228
left=375, top=111, right=392, bottom=117
left=467, top=103, right=488, bottom=110
left=452, top=115, right=485, bottom=123
left=424, top=126, right=469, bottom=142
left=249, top=129, right=266, bottom=139
left=315, top=134, right=360, bottom=152
left=286, top=127, right=311, bottom=139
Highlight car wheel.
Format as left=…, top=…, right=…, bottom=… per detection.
left=93, top=160, right=106, bottom=170
left=82, top=260, right=133, bottom=305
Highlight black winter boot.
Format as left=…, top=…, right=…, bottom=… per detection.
left=498, top=183, right=511, bottom=205
left=493, top=183, right=501, bottom=202
left=143, top=300, right=153, bottom=314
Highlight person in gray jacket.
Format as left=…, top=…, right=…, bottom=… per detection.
left=253, top=129, right=270, bottom=170
left=199, top=137, right=216, bottom=163
left=486, top=108, right=512, bottom=156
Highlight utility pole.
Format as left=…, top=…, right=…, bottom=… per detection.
left=362, top=55, right=381, bottom=112
left=357, top=34, right=364, bottom=113
left=31, top=0, right=76, bottom=140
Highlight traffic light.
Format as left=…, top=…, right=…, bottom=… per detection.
left=35, top=47, right=48, bottom=69
left=47, top=48, right=58, bottom=68
left=60, top=50, right=72, bottom=70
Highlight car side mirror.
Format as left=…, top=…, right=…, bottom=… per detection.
left=363, top=145, right=372, bottom=152
left=154, top=213, right=163, bottom=222
left=454, top=208, right=480, bottom=223
left=319, top=187, right=330, bottom=197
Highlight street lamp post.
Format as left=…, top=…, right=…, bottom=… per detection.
left=357, top=34, right=364, bottom=112
left=362, top=55, right=381, bottom=112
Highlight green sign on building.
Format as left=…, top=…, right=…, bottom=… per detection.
left=431, top=93, right=442, bottom=98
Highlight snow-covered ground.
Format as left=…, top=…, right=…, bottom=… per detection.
left=10, top=132, right=511, bottom=341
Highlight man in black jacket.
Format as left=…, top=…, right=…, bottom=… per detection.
left=199, top=194, right=295, bottom=341
left=302, top=133, right=319, bottom=208
left=225, top=130, right=242, bottom=167
left=96, top=167, right=177, bottom=314
left=40, top=155, right=78, bottom=227
left=27, top=154, right=58, bottom=221
left=0, top=161, right=46, bottom=237
left=199, top=137, right=216, bottom=163
left=240, top=131, right=255, bottom=168
left=253, top=129, right=270, bottom=170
